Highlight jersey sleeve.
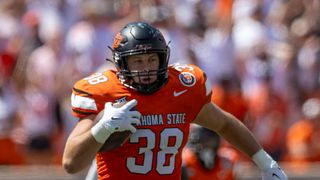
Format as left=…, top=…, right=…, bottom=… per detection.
left=190, top=64, right=212, bottom=104
left=187, top=64, right=212, bottom=114
left=71, top=74, right=107, bottom=118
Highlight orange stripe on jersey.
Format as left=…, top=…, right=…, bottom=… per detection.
left=73, top=87, right=92, bottom=96
left=72, top=108, right=96, bottom=118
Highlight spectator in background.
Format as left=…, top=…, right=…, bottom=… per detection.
left=285, top=98, right=320, bottom=165
left=246, top=73, right=289, bottom=161
left=0, top=64, right=25, bottom=165
left=182, top=125, right=238, bottom=180
left=296, top=34, right=320, bottom=98
left=19, top=6, right=63, bottom=164
left=211, top=75, right=248, bottom=122
left=0, top=0, right=26, bottom=165
left=185, top=0, right=235, bottom=85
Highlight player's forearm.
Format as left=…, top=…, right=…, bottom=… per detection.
left=216, top=112, right=262, bottom=157
left=194, top=102, right=262, bottom=156
left=63, top=131, right=103, bottom=174
left=197, top=103, right=287, bottom=178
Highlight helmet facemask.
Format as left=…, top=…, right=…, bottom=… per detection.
left=114, top=49, right=170, bottom=94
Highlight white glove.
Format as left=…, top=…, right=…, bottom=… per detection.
left=252, top=149, right=288, bottom=180
left=262, top=161, right=288, bottom=180
left=91, top=99, right=141, bottom=143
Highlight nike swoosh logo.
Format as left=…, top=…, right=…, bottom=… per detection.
left=272, top=173, right=281, bottom=179
left=174, top=90, right=187, bottom=97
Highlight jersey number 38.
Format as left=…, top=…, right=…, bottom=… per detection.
left=126, top=128, right=183, bottom=175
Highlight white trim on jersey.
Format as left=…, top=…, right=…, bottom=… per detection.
left=205, top=78, right=212, bottom=96
left=71, top=93, right=97, bottom=111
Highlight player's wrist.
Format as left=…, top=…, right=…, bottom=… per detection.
left=91, top=120, right=113, bottom=144
left=252, top=149, right=277, bottom=170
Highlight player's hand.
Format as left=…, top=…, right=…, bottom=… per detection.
left=91, top=99, right=141, bottom=143
left=102, top=99, right=141, bottom=133
left=262, top=162, right=288, bottom=180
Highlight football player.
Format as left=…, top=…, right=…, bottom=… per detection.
left=62, top=22, right=287, bottom=180
left=182, top=125, right=237, bottom=180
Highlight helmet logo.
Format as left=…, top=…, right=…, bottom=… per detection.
left=135, top=44, right=152, bottom=50
left=179, top=72, right=196, bottom=87
left=112, top=32, right=124, bottom=49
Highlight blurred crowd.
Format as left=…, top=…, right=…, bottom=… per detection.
left=0, top=0, right=319, bottom=175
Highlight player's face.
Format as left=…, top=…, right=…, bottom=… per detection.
left=127, top=53, right=160, bottom=84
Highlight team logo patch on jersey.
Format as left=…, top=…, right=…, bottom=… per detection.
left=179, top=72, right=196, bottom=87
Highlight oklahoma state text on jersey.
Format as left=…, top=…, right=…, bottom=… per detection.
left=71, top=64, right=212, bottom=180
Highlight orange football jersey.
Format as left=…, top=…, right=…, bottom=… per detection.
left=71, top=64, right=212, bottom=180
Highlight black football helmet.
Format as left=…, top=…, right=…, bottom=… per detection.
left=187, top=126, right=221, bottom=170
left=109, top=22, right=170, bottom=94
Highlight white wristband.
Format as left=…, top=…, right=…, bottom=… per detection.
left=91, top=122, right=112, bottom=144
left=252, top=149, right=276, bottom=170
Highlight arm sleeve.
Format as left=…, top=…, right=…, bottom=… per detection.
left=71, top=79, right=105, bottom=118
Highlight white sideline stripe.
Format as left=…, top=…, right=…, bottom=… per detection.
left=71, top=94, right=97, bottom=111
left=205, top=78, right=212, bottom=96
